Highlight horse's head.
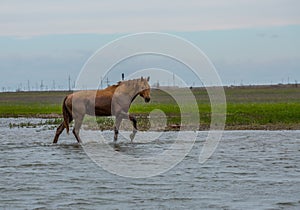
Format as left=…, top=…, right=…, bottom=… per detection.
left=138, top=76, right=151, bottom=103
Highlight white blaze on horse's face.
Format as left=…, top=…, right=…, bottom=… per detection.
left=139, top=77, right=151, bottom=103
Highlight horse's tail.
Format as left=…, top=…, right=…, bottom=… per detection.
left=62, top=96, right=72, bottom=134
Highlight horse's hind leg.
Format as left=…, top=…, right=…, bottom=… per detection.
left=53, top=122, right=65, bottom=143
left=73, top=115, right=84, bottom=143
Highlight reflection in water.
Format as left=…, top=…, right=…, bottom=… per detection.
left=0, top=118, right=300, bottom=209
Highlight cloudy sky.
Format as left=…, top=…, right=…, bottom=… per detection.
left=0, top=0, right=300, bottom=90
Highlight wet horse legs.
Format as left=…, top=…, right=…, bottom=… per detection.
left=53, top=122, right=65, bottom=143
left=129, top=114, right=137, bottom=141
left=114, top=112, right=138, bottom=142
left=114, top=116, right=122, bottom=142
left=73, top=115, right=84, bottom=143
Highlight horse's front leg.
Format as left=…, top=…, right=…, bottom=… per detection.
left=114, top=116, right=122, bottom=142
left=129, top=114, right=137, bottom=142
left=115, top=111, right=137, bottom=142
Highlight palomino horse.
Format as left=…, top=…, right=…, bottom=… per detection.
left=53, top=77, right=151, bottom=143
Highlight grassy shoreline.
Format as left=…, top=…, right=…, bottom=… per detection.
left=1, top=85, right=300, bottom=130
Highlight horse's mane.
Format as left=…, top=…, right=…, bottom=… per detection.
left=104, top=79, right=140, bottom=91
left=117, top=78, right=140, bottom=86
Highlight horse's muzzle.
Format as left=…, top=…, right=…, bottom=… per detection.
left=145, top=97, right=150, bottom=103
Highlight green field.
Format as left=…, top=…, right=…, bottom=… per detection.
left=1, top=85, right=300, bottom=130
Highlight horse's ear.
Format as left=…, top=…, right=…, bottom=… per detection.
left=141, top=76, right=144, bottom=81
left=147, top=76, right=150, bottom=82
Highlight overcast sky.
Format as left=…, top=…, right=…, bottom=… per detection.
left=1, top=0, right=300, bottom=90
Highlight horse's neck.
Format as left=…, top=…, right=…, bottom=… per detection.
left=118, top=83, right=140, bottom=100
left=127, top=84, right=140, bottom=99
left=130, top=92, right=139, bottom=103
left=102, top=82, right=140, bottom=101
left=104, top=85, right=118, bottom=92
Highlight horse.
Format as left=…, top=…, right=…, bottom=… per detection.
left=53, top=77, right=151, bottom=144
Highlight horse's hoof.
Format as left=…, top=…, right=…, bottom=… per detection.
left=114, top=143, right=120, bottom=151
left=130, top=133, right=135, bottom=141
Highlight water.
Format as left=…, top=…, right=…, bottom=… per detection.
left=1, top=118, right=300, bottom=209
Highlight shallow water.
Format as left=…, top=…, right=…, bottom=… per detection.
left=0, top=118, right=300, bottom=209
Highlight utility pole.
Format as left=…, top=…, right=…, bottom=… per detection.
left=106, top=77, right=109, bottom=87
left=52, top=80, right=56, bottom=90
left=100, top=76, right=103, bottom=89
left=173, top=73, right=175, bottom=87
left=40, top=80, right=44, bottom=91
left=68, top=75, right=71, bottom=91
left=27, top=80, right=30, bottom=91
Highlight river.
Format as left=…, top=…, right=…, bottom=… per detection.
left=0, top=118, right=299, bottom=209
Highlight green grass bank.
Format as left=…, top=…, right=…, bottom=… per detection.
left=1, top=85, right=300, bottom=130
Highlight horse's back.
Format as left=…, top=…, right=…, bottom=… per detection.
left=67, top=90, right=113, bottom=117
